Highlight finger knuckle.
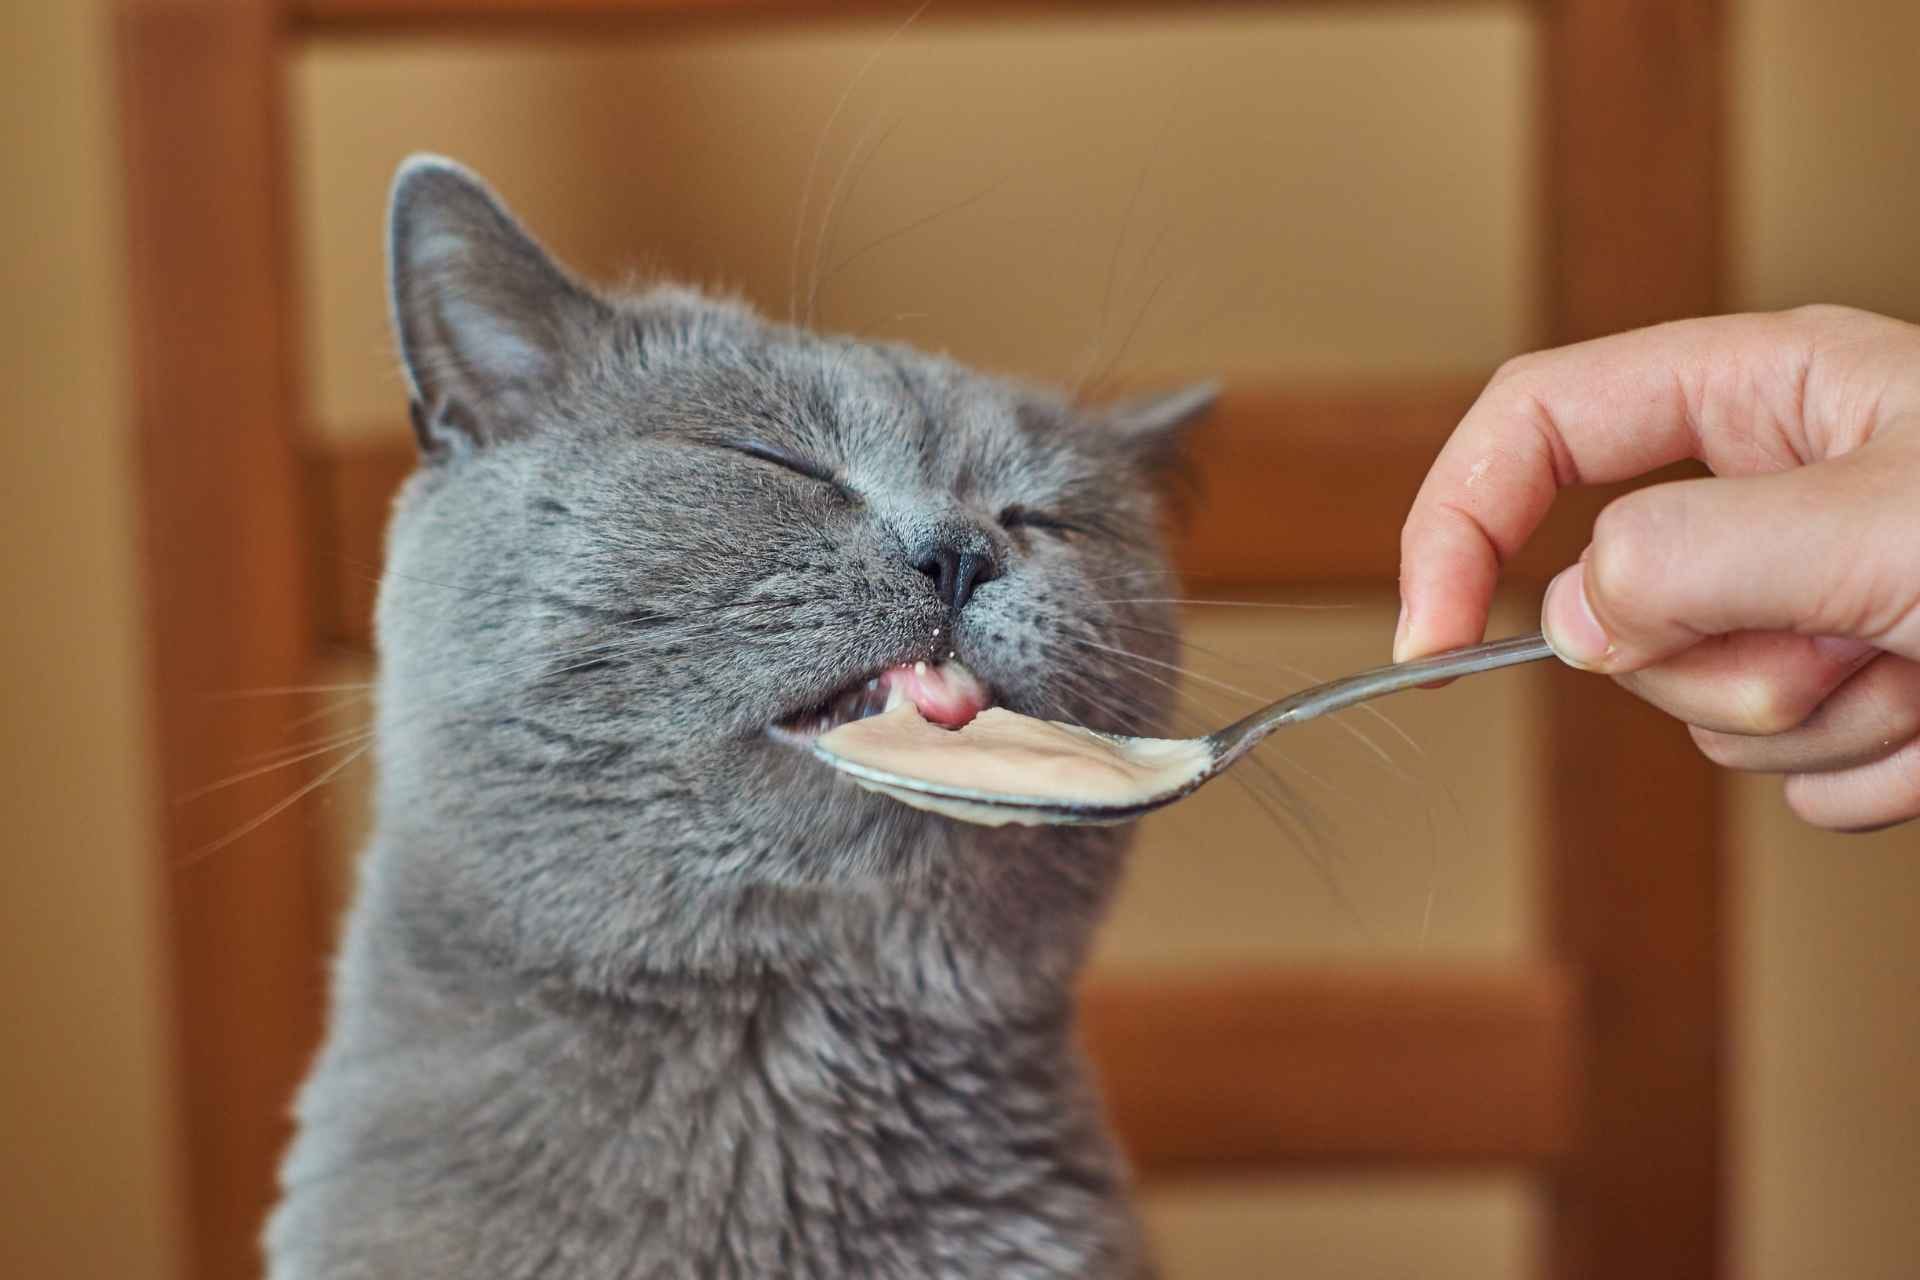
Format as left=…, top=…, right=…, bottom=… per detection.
left=1781, top=301, right=1871, bottom=332
left=1488, top=352, right=1540, bottom=389
left=1486, top=355, right=1554, bottom=417
left=1727, top=676, right=1814, bottom=736
left=1587, top=494, right=1672, bottom=616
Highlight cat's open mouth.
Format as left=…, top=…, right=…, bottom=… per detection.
left=771, top=660, right=993, bottom=742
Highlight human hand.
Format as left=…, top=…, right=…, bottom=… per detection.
left=1395, top=306, right=1920, bottom=830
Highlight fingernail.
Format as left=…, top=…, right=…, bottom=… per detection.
left=1811, top=635, right=1876, bottom=667
left=1542, top=563, right=1611, bottom=670
left=1392, top=601, right=1412, bottom=663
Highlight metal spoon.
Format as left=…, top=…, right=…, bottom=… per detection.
left=811, top=631, right=1557, bottom=826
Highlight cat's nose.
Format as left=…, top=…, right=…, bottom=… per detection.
left=914, top=543, right=999, bottom=613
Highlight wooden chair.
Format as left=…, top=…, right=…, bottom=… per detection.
left=116, top=3, right=1726, bottom=1278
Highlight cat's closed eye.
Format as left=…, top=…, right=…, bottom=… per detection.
left=997, top=505, right=1082, bottom=539
left=722, top=440, right=845, bottom=490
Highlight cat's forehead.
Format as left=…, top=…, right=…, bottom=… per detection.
left=633, top=318, right=1092, bottom=485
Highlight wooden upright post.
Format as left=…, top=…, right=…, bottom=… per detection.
left=116, top=3, right=326, bottom=1277
left=1538, top=2, right=1727, bottom=1277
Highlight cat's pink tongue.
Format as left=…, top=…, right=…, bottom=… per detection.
left=882, top=660, right=990, bottom=728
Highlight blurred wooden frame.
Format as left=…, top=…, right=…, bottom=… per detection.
left=117, top=3, right=1725, bottom=1279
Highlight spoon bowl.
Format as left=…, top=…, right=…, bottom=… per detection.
left=811, top=632, right=1557, bottom=826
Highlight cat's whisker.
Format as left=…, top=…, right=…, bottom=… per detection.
left=274, top=690, right=377, bottom=737
left=200, top=679, right=375, bottom=742
left=1030, top=630, right=1197, bottom=713
left=1056, top=622, right=1464, bottom=940
left=1086, top=566, right=1363, bottom=590
left=1026, top=638, right=1333, bottom=855
left=1108, top=620, right=1325, bottom=697
left=343, top=562, right=562, bottom=610
left=210, top=681, right=376, bottom=699
left=1043, top=688, right=1316, bottom=846
left=1073, top=162, right=1152, bottom=394
left=179, top=744, right=371, bottom=868
left=1418, top=804, right=1441, bottom=948
left=1030, top=682, right=1146, bottom=741
left=1036, top=629, right=1358, bottom=818
left=1039, top=643, right=1351, bottom=914
left=182, top=630, right=671, bottom=858
left=1039, top=636, right=1313, bottom=819
left=1030, top=657, right=1196, bottom=741
left=1077, top=632, right=1351, bottom=803
left=179, top=728, right=376, bottom=804
left=1026, top=677, right=1335, bottom=897
left=1050, top=628, right=1270, bottom=707
left=1165, top=273, right=1277, bottom=360
left=1096, top=615, right=1425, bottom=784
left=1081, top=266, right=1181, bottom=404
left=787, top=0, right=932, bottom=325
left=1072, top=567, right=1183, bottom=587
left=1073, top=103, right=1184, bottom=397
left=1093, top=623, right=1412, bottom=790
left=1136, top=697, right=1326, bottom=844
left=1099, top=616, right=1277, bottom=671
left=217, top=636, right=637, bottom=779
left=233, top=715, right=377, bottom=770
left=1093, top=596, right=1356, bottom=611
left=807, top=110, right=908, bottom=327
left=1265, top=656, right=1426, bottom=783
left=1221, top=756, right=1370, bottom=938
left=1348, top=698, right=1424, bottom=762
left=1043, top=631, right=1238, bottom=726
left=1083, top=215, right=1182, bottom=397
left=818, top=174, right=1011, bottom=309
left=1086, top=638, right=1341, bottom=794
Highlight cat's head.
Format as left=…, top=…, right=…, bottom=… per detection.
left=372, top=157, right=1212, bottom=1003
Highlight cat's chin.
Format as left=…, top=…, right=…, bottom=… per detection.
left=767, top=659, right=992, bottom=745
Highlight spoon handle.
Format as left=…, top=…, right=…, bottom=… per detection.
left=1211, top=631, right=1558, bottom=767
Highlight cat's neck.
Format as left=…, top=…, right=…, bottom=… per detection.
left=286, top=875, right=1146, bottom=1277
left=361, top=812, right=1125, bottom=1021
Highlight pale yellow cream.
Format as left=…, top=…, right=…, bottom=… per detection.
left=816, top=704, right=1211, bottom=825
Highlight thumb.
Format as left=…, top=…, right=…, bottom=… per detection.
left=1541, top=449, right=1920, bottom=672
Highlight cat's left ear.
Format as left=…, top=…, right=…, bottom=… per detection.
left=1104, top=382, right=1220, bottom=470
left=388, top=154, right=612, bottom=459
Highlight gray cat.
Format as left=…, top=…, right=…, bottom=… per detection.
left=266, top=155, right=1212, bottom=1279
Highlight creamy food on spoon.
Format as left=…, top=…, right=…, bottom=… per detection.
left=801, top=660, right=1212, bottom=826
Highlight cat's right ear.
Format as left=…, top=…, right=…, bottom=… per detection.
left=387, top=155, right=611, bottom=460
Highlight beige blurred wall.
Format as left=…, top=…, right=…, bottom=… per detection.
left=0, top=3, right=183, bottom=1280
left=1733, top=0, right=1920, bottom=316
left=293, top=8, right=1537, bottom=441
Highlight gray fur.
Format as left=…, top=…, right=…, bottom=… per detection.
left=267, top=156, right=1212, bottom=1279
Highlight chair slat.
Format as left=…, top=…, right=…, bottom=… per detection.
left=1085, top=965, right=1580, bottom=1172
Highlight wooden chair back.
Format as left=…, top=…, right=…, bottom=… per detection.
left=116, top=3, right=1726, bottom=1278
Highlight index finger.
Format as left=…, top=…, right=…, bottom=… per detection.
left=1393, top=312, right=1819, bottom=662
